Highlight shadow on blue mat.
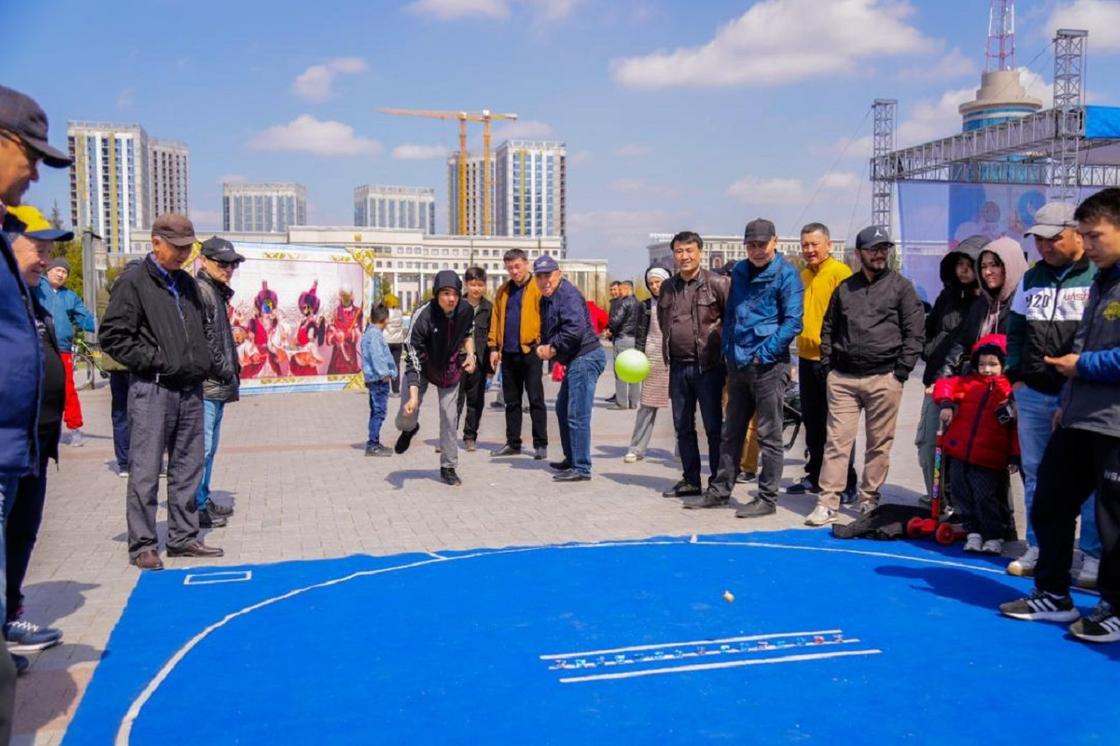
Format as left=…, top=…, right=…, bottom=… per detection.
left=63, top=530, right=1117, bottom=745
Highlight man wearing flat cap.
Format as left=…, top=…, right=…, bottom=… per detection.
left=100, top=214, right=224, bottom=569
left=0, top=85, right=73, bottom=716
left=194, top=237, right=245, bottom=529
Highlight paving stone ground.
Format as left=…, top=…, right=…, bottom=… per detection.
left=14, top=361, right=1019, bottom=743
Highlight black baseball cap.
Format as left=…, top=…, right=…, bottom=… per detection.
left=201, top=237, right=246, bottom=264
left=855, top=225, right=894, bottom=250
left=743, top=218, right=776, bottom=243
left=0, top=86, right=71, bottom=168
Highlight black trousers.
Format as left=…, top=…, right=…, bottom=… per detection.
left=500, top=352, right=548, bottom=449
left=457, top=367, right=486, bottom=441
left=389, top=344, right=403, bottom=394
left=1033, top=427, right=1120, bottom=607
left=799, top=357, right=856, bottom=490
left=949, top=461, right=1011, bottom=541
left=711, top=363, right=786, bottom=503
left=7, top=433, right=55, bottom=618
left=110, top=370, right=130, bottom=470
left=669, top=360, right=725, bottom=488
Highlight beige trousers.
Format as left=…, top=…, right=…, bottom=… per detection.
left=818, top=371, right=904, bottom=511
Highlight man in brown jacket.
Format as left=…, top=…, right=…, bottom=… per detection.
left=488, top=248, right=548, bottom=460
left=657, top=231, right=730, bottom=498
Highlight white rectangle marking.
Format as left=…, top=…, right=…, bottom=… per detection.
left=558, top=648, right=882, bottom=683
left=540, top=629, right=843, bottom=660
left=184, top=570, right=253, bottom=586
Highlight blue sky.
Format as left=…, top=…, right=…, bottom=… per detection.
left=11, top=0, right=1120, bottom=279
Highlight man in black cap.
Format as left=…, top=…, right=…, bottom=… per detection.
left=0, top=85, right=72, bottom=709
left=395, top=269, right=478, bottom=486
left=808, top=225, right=925, bottom=524
left=194, top=237, right=245, bottom=528
left=100, top=214, right=224, bottom=569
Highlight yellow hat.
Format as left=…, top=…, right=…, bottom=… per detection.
left=6, top=205, right=73, bottom=241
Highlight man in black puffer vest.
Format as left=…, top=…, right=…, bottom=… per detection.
left=100, top=214, right=223, bottom=570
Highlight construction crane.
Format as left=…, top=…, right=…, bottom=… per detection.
left=378, top=108, right=518, bottom=236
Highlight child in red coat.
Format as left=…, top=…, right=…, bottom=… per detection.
left=934, top=334, right=1020, bottom=554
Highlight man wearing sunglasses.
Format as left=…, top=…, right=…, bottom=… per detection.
left=194, top=237, right=245, bottom=529
left=810, top=225, right=925, bottom=523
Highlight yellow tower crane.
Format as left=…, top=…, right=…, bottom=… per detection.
left=378, top=108, right=518, bottom=236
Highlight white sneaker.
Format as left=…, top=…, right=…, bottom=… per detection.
left=1075, top=556, right=1100, bottom=590
left=68, top=429, right=83, bottom=447
left=981, top=538, right=1004, bottom=555
left=623, top=452, right=641, bottom=464
left=804, top=505, right=838, bottom=527
left=1007, top=546, right=1038, bottom=577
left=964, top=533, right=983, bottom=553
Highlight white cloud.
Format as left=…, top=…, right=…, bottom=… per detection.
left=611, top=0, right=934, bottom=88
left=218, top=174, right=247, bottom=185
left=569, top=150, right=592, bottom=164
left=1048, top=0, right=1120, bottom=52
left=492, top=119, right=553, bottom=140
left=189, top=208, right=223, bottom=229
left=816, top=171, right=861, bottom=190
left=116, top=88, right=134, bottom=110
left=614, top=144, right=652, bottom=157
left=392, top=144, right=449, bottom=160
left=292, top=57, right=369, bottom=103
left=726, top=171, right=860, bottom=206
left=248, top=115, right=382, bottom=157
left=608, top=177, right=680, bottom=198
left=568, top=208, right=684, bottom=279
left=896, top=48, right=976, bottom=81
left=406, top=0, right=577, bottom=21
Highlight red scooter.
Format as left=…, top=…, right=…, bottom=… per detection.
left=907, top=438, right=967, bottom=545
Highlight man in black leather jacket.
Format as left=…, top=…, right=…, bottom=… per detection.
left=194, top=237, right=244, bottom=529
left=608, top=280, right=643, bottom=409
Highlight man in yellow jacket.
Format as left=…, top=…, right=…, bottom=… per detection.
left=487, top=248, right=548, bottom=460
left=791, top=223, right=857, bottom=503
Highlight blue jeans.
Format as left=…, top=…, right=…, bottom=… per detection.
left=556, top=348, right=606, bottom=476
left=1016, top=385, right=1100, bottom=556
left=195, top=400, right=225, bottom=511
left=367, top=381, right=390, bottom=447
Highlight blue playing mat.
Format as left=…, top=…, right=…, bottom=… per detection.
left=63, top=530, right=1117, bottom=745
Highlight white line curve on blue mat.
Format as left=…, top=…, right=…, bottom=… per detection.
left=113, top=537, right=1002, bottom=744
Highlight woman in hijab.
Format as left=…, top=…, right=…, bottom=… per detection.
left=623, top=265, right=672, bottom=463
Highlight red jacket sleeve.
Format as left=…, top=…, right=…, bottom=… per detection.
left=932, top=376, right=962, bottom=406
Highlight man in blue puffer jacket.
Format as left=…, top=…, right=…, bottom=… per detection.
left=34, top=257, right=95, bottom=446
left=684, top=218, right=803, bottom=517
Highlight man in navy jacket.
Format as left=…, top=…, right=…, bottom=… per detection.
left=685, top=219, right=803, bottom=517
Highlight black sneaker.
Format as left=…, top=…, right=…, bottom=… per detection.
left=489, top=400, right=504, bottom=409
left=395, top=425, right=420, bottom=454
left=491, top=444, right=521, bottom=457
left=786, top=478, right=820, bottom=495
left=999, top=589, right=1080, bottom=622
left=682, top=490, right=730, bottom=510
left=534, top=446, right=548, bottom=460
left=662, top=480, right=702, bottom=498
left=1069, top=602, right=1120, bottom=643
left=207, top=500, right=235, bottom=517
left=199, top=508, right=227, bottom=529
left=549, top=460, right=572, bottom=472
left=365, top=444, right=392, bottom=458
left=554, top=470, right=591, bottom=482
left=735, top=499, right=777, bottom=519
left=439, top=467, right=462, bottom=486
left=736, top=471, right=757, bottom=484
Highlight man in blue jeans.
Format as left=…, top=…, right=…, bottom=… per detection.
left=686, top=219, right=803, bottom=517
left=195, top=238, right=245, bottom=529
left=656, top=231, right=730, bottom=498
left=1005, top=201, right=1099, bottom=584
left=535, top=255, right=606, bottom=482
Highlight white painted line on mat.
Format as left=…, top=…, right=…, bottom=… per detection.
left=540, top=629, right=843, bottom=660
left=425, top=552, right=446, bottom=560
left=558, top=648, right=882, bottom=683
left=183, top=571, right=252, bottom=586
left=693, top=540, right=1009, bottom=576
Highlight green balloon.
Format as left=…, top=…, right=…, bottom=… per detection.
left=615, top=348, right=651, bottom=384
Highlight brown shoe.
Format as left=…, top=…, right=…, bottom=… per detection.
left=131, top=549, right=164, bottom=570
left=167, top=541, right=224, bottom=558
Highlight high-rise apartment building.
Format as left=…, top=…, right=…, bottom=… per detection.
left=447, top=153, right=492, bottom=235
left=354, top=185, right=436, bottom=233
left=149, top=139, right=190, bottom=217
left=222, top=183, right=307, bottom=233
left=495, top=140, right=566, bottom=240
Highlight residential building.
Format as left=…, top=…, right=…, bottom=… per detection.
left=447, top=153, right=491, bottom=236
left=495, top=140, right=566, bottom=241
left=67, top=122, right=150, bottom=253
left=149, top=139, right=190, bottom=217
left=222, top=182, right=307, bottom=233
left=354, top=185, right=435, bottom=234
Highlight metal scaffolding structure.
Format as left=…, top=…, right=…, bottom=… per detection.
left=870, top=28, right=1120, bottom=217
left=871, top=99, right=897, bottom=232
